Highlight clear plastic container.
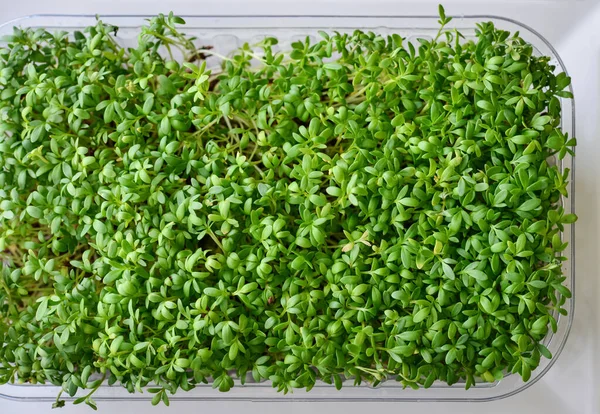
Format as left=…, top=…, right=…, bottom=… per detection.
left=0, top=14, right=575, bottom=403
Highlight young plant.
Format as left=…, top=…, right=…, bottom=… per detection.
left=0, top=6, right=576, bottom=407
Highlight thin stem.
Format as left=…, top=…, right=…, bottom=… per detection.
left=187, top=119, right=218, bottom=142
left=206, top=228, right=224, bottom=251
left=195, top=49, right=234, bottom=62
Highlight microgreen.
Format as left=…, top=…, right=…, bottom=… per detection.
left=0, top=6, right=575, bottom=407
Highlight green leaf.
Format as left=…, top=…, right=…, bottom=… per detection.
left=413, top=307, right=430, bottom=323
left=438, top=4, right=446, bottom=20
left=474, top=182, right=489, bottom=192
left=151, top=392, right=162, bottom=406
left=441, top=262, right=455, bottom=280
left=528, top=280, right=547, bottom=289
left=398, top=331, right=420, bottom=341
left=93, top=220, right=107, bottom=234
left=398, top=198, right=419, bottom=207
left=532, top=115, right=551, bottom=129
left=295, top=237, right=312, bottom=248
left=538, top=344, right=552, bottom=359
left=518, top=198, right=541, bottom=212
left=476, top=100, right=494, bottom=112
left=323, top=63, right=343, bottom=70
left=143, top=96, right=155, bottom=115
left=35, top=298, right=49, bottom=321
left=464, top=269, right=488, bottom=281
left=561, top=213, right=577, bottom=224
left=26, top=206, right=43, bottom=218
left=352, top=284, right=370, bottom=297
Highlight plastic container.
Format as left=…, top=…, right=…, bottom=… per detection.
left=0, top=14, right=575, bottom=403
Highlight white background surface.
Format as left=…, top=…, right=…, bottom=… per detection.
left=0, top=0, right=599, bottom=413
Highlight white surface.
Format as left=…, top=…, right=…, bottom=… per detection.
left=0, top=0, right=599, bottom=413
